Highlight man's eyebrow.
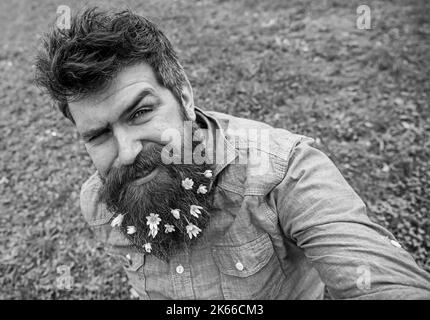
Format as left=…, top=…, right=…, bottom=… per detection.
left=120, top=88, right=154, bottom=119
left=80, top=89, right=154, bottom=141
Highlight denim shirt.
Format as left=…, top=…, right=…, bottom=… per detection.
left=80, top=108, right=430, bottom=299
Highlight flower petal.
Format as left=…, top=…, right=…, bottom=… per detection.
left=111, top=214, right=124, bottom=228
left=197, top=185, right=207, bottom=194
left=164, top=224, right=175, bottom=233
left=127, top=226, right=136, bottom=234
left=171, top=209, right=180, bottom=219
left=181, top=178, right=194, bottom=190
left=204, top=170, right=213, bottom=178
left=149, top=228, right=158, bottom=238
left=144, top=243, right=152, bottom=253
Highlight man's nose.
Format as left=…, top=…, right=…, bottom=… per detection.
left=114, top=128, right=143, bottom=166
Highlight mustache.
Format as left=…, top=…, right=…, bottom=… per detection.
left=101, top=143, right=163, bottom=197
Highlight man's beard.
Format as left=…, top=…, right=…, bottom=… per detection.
left=98, top=132, right=215, bottom=262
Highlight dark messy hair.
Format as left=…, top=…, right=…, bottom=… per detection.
left=34, top=7, right=188, bottom=123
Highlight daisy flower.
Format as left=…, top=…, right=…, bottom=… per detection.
left=164, top=224, right=175, bottom=233
left=190, top=205, right=203, bottom=218
left=111, top=214, right=124, bottom=228
left=203, top=170, right=213, bottom=178
left=146, top=213, right=161, bottom=230
left=127, top=226, right=137, bottom=235
left=143, top=242, right=152, bottom=253
left=181, top=178, right=194, bottom=190
left=171, top=208, right=180, bottom=219
left=186, top=223, right=202, bottom=239
left=197, top=184, right=207, bottom=194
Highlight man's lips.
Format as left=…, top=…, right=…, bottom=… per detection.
left=130, top=167, right=160, bottom=186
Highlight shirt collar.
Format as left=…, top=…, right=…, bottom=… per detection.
left=194, top=106, right=238, bottom=179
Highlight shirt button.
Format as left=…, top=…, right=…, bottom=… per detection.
left=176, top=265, right=184, bottom=274
left=235, top=262, right=244, bottom=271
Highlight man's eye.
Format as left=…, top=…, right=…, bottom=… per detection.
left=88, top=135, right=98, bottom=142
left=87, top=130, right=110, bottom=143
left=132, top=107, right=152, bottom=119
left=88, top=133, right=103, bottom=143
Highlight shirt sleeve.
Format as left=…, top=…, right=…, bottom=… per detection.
left=273, top=136, right=430, bottom=299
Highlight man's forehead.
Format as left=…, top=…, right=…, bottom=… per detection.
left=78, top=63, right=158, bottom=107
left=69, top=63, right=159, bottom=125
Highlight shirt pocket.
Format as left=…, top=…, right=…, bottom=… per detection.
left=107, top=251, right=150, bottom=300
left=212, top=232, right=286, bottom=299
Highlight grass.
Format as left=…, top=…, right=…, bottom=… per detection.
left=0, top=0, right=429, bottom=299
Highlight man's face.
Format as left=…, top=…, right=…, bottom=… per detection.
left=69, top=63, right=193, bottom=178
left=69, top=63, right=215, bottom=261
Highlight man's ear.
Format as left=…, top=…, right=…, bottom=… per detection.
left=180, top=77, right=196, bottom=121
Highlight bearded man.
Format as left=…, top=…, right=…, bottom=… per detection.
left=35, top=7, right=430, bottom=299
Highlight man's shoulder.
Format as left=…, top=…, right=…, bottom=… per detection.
left=208, top=111, right=315, bottom=195
left=208, top=110, right=313, bottom=163
left=207, top=110, right=310, bottom=150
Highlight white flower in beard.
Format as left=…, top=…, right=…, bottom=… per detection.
left=203, top=170, right=213, bottom=178
left=171, top=209, right=180, bottom=219
left=146, top=213, right=161, bottom=230
left=186, top=223, right=202, bottom=239
left=181, top=178, right=194, bottom=190
left=197, top=184, right=207, bottom=194
left=164, top=224, right=175, bottom=233
left=143, top=242, right=152, bottom=253
left=190, top=205, right=203, bottom=218
left=111, top=214, right=124, bottom=228
left=146, top=213, right=161, bottom=238
left=127, top=226, right=136, bottom=234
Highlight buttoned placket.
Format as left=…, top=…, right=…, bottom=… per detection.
left=194, top=107, right=238, bottom=193
left=170, top=251, right=195, bottom=299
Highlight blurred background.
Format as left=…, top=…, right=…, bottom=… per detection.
left=0, top=0, right=429, bottom=299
